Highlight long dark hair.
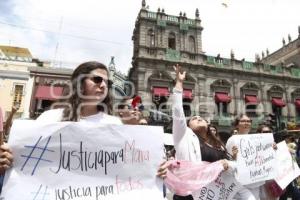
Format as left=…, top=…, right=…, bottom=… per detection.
left=62, top=61, right=113, bottom=121
left=207, top=125, right=225, bottom=149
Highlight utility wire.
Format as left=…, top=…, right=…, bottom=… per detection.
left=0, top=20, right=125, bottom=46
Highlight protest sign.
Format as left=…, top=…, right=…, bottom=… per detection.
left=1, top=120, right=165, bottom=200
left=192, top=171, right=242, bottom=200
left=229, top=134, right=276, bottom=185
left=275, top=141, right=300, bottom=189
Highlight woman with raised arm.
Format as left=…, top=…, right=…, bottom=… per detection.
left=172, top=64, right=238, bottom=199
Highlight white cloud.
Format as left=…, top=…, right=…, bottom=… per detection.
left=0, top=0, right=299, bottom=73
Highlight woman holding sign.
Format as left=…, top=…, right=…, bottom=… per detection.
left=226, top=114, right=264, bottom=200
left=0, top=61, right=122, bottom=176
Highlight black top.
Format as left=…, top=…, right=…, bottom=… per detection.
left=198, top=137, right=232, bottom=162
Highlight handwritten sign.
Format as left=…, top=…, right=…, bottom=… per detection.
left=1, top=120, right=165, bottom=200
left=192, top=171, right=242, bottom=200
left=275, top=141, right=300, bottom=189
left=228, top=134, right=276, bottom=185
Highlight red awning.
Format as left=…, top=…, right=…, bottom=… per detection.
left=35, top=85, right=63, bottom=100
left=295, top=99, right=300, bottom=108
left=271, top=98, right=286, bottom=107
left=245, top=95, right=258, bottom=104
left=152, top=87, right=170, bottom=97
left=183, top=89, right=193, bottom=100
left=215, top=92, right=231, bottom=103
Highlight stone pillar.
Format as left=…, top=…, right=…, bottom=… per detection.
left=259, top=81, right=268, bottom=115
left=232, top=78, right=239, bottom=115
left=284, top=85, right=290, bottom=118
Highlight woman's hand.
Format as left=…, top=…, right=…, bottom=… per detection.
left=0, top=143, right=13, bottom=175
left=272, top=142, right=277, bottom=150
left=220, top=159, right=229, bottom=171
left=173, top=64, right=186, bottom=91
left=232, top=146, right=238, bottom=160
left=156, top=161, right=170, bottom=179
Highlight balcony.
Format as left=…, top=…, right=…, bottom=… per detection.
left=296, top=117, right=300, bottom=124
left=179, top=23, right=189, bottom=31
left=251, top=117, right=264, bottom=130
left=291, top=68, right=300, bottom=77
left=242, top=61, right=253, bottom=70
left=214, top=114, right=232, bottom=127
left=166, top=48, right=180, bottom=61
left=157, top=19, right=166, bottom=27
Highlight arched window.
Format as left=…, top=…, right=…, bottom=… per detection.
left=168, top=32, right=176, bottom=49
left=148, top=29, right=155, bottom=47
left=188, top=36, right=195, bottom=53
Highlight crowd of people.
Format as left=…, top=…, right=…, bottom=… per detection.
left=0, top=61, right=300, bottom=199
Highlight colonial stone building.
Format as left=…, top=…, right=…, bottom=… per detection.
left=128, top=0, right=300, bottom=132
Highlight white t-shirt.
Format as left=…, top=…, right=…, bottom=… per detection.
left=36, top=108, right=123, bottom=125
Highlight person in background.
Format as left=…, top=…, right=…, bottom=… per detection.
left=226, top=114, right=267, bottom=200
left=117, top=96, right=143, bottom=125
left=279, top=136, right=300, bottom=200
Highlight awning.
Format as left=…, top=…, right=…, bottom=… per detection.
left=295, top=99, right=300, bottom=108
left=245, top=95, right=258, bottom=104
left=183, top=89, right=193, bottom=100
left=271, top=97, right=286, bottom=107
left=215, top=92, right=231, bottom=103
left=152, top=87, right=170, bottom=97
left=35, top=85, right=63, bottom=100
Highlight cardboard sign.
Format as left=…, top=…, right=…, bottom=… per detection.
left=192, top=171, right=242, bottom=200
left=275, top=141, right=300, bottom=189
left=228, top=134, right=276, bottom=185
left=1, top=120, right=165, bottom=200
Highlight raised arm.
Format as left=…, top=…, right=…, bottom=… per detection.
left=172, top=64, right=188, bottom=145
left=3, top=105, right=19, bottom=139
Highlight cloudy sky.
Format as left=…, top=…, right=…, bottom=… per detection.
left=0, top=0, right=299, bottom=73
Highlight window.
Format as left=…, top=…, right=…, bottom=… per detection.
left=246, top=105, right=257, bottom=117
left=13, top=84, right=24, bottom=107
left=148, top=29, right=155, bottom=47
left=216, top=102, right=228, bottom=116
left=188, top=36, right=195, bottom=53
left=168, top=32, right=176, bottom=50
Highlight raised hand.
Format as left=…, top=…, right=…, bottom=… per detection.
left=173, top=64, right=186, bottom=83
left=173, top=64, right=186, bottom=91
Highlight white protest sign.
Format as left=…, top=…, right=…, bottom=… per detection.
left=192, top=171, right=242, bottom=200
left=275, top=141, right=300, bottom=189
left=230, top=134, right=276, bottom=185
left=1, top=120, right=165, bottom=200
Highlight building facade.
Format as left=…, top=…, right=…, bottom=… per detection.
left=128, top=1, right=300, bottom=132
left=0, top=46, right=47, bottom=120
